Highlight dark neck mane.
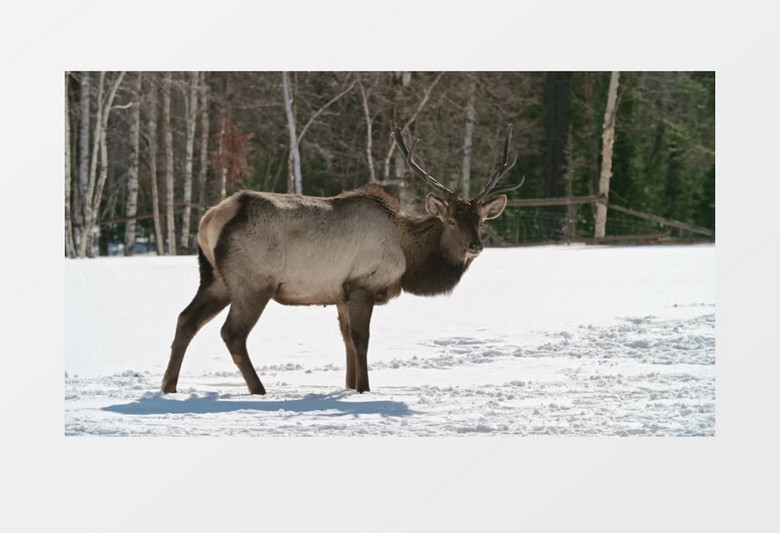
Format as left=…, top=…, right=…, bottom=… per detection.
left=398, top=215, right=471, bottom=296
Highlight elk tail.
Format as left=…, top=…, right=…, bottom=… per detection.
left=197, top=245, right=216, bottom=290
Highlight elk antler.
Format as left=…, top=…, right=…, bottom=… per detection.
left=471, top=124, right=525, bottom=203
left=391, top=128, right=457, bottom=200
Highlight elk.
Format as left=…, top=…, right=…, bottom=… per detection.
left=162, top=124, right=524, bottom=395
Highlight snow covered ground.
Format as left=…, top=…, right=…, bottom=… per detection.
left=65, top=244, right=715, bottom=436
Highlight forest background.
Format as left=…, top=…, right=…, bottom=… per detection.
left=64, top=70, right=715, bottom=257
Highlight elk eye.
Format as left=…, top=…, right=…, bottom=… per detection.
left=447, top=219, right=456, bottom=226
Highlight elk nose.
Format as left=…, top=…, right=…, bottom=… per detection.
left=468, top=242, right=483, bottom=254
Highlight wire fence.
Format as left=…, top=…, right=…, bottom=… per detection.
left=489, top=201, right=713, bottom=246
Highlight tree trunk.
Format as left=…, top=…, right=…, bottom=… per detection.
left=460, top=73, right=477, bottom=197
left=543, top=71, right=572, bottom=239
left=162, top=71, right=176, bottom=255
left=286, top=147, right=294, bottom=194
left=357, top=75, right=377, bottom=183
left=79, top=71, right=125, bottom=258
left=92, top=102, right=111, bottom=257
left=80, top=72, right=104, bottom=257
left=563, top=128, right=575, bottom=243
left=180, top=71, right=199, bottom=251
left=217, top=107, right=228, bottom=200
left=584, top=72, right=600, bottom=216
left=123, top=72, right=143, bottom=256
left=64, top=72, right=76, bottom=258
left=91, top=74, right=126, bottom=256
left=215, top=73, right=231, bottom=201
left=393, top=72, right=417, bottom=212
left=594, top=71, right=620, bottom=239
left=390, top=72, right=410, bottom=184
left=146, top=76, right=164, bottom=255
left=75, top=71, right=90, bottom=252
left=282, top=71, right=302, bottom=194
left=197, top=71, right=209, bottom=218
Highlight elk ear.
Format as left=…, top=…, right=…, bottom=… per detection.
left=425, top=193, right=448, bottom=219
left=479, top=195, right=508, bottom=220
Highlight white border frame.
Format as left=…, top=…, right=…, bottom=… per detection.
left=3, top=1, right=778, bottom=531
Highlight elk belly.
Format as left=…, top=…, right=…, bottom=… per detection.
left=274, top=254, right=344, bottom=305
left=272, top=286, right=343, bottom=306
left=273, top=244, right=404, bottom=306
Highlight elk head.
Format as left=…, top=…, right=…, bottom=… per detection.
left=391, top=124, right=525, bottom=264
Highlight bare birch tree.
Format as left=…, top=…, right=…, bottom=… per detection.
left=162, top=72, right=176, bottom=255
left=79, top=71, right=126, bottom=257
left=460, top=73, right=477, bottom=196
left=282, top=71, right=303, bottom=194
left=146, top=76, right=164, bottom=255
left=357, top=74, right=379, bottom=183
left=180, top=71, right=199, bottom=250
left=283, top=72, right=356, bottom=193
left=384, top=71, right=410, bottom=183
left=90, top=78, right=124, bottom=256
left=217, top=107, right=229, bottom=200
left=197, top=71, right=209, bottom=217
left=216, top=75, right=230, bottom=201
left=81, top=72, right=105, bottom=257
left=123, top=72, right=143, bottom=255
left=64, top=72, right=76, bottom=258
left=594, top=71, right=620, bottom=239
left=74, top=71, right=91, bottom=252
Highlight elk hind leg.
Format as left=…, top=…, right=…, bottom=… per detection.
left=337, top=303, right=357, bottom=390
left=220, top=287, right=274, bottom=395
left=162, top=282, right=229, bottom=393
left=346, top=287, right=374, bottom=393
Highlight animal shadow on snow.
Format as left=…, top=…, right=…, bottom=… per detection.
left=103, top=391, right=413, bottom=418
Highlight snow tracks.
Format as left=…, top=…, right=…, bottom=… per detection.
left=65, top=312, right=714, bottom=437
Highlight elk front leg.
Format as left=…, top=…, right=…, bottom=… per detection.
left=337, top=303, right=357, bottom=390
left=345, top=287, right=375, bottom=393
left=220, top=286, right=274, bottom=395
